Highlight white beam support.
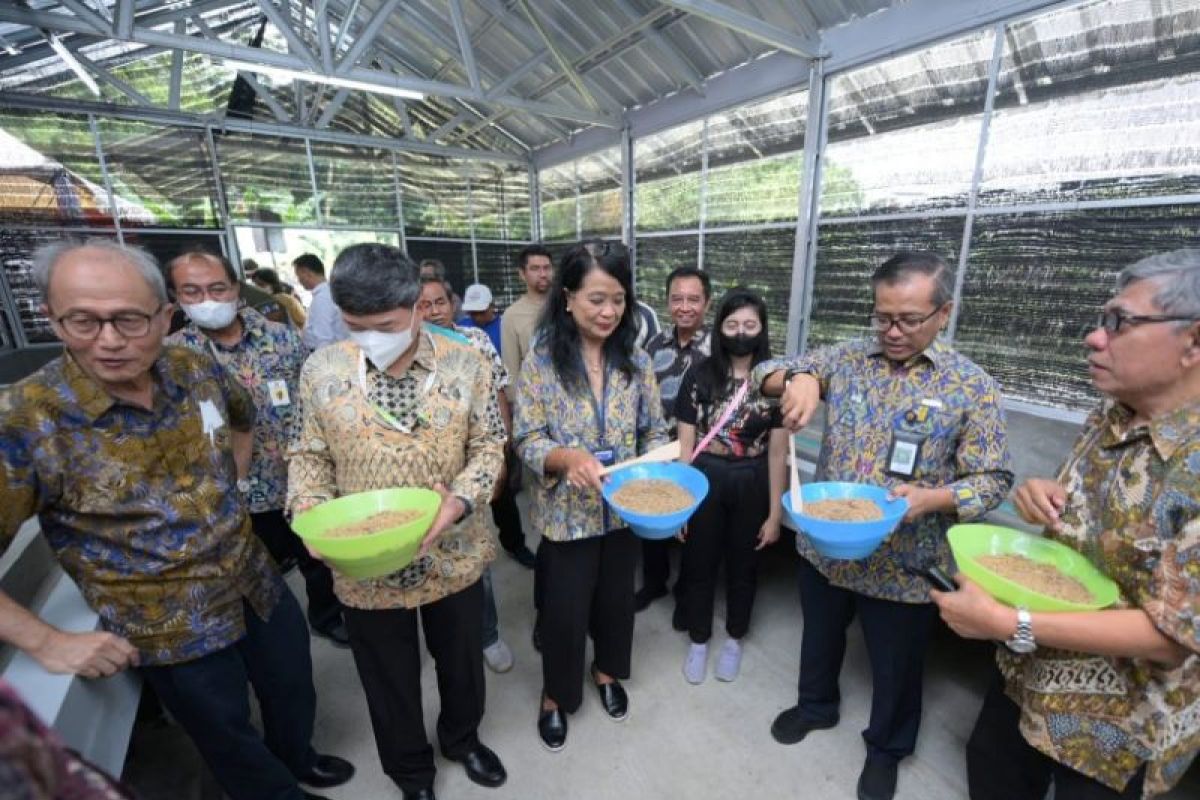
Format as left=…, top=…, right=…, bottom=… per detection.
left=657, top=0, right=818, bottom=59
left=114, top=0, right=135, bottom=39
left=394, top=97, right=412, bottom=136
left=483, top=51, right=546, bottom=100
left=515, top=0, right=601, bottom=112
left=239, top=71, right=293, bottom=122
left=255, top=0, right=321, bottom=72
left=430, top=110, right=471, bottom=142
left=68, top=45, right=152, bottom=105
left=316, top=2, right=333, bottom=72
left=55, top=0, right=112, bottom=36
left=168, top=19, right=184, bottom=110
left=448, top=0, right=482, bottom=93
left=335, top=0, right=401, bottom=75
left=611, top=0, right=703, bottom=93
left=788, top=58, right=825, bottom=356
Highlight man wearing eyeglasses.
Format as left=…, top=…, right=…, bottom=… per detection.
left=0, top=240, right=353, bottom=800
left=165, top=248, right=347, bottom=648
left=931, top=249, right=1200, bottom=800
left=754, top=251, right=1013, bottom=800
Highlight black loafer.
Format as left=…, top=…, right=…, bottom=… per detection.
left=299, top=754, right=355, bottom=788
left=634, top=585, right=668, bottom=612
left=448, top=744, right=506, bottom=788
left=591, top=669, right=628, bottom=721
left=538, top=706, right=567, bottom=752
left=770, top=705, right=838, bottom=745
left=857, top=755, right=898, bottom=800
left=401, top=788, right=436, bottom=800
left=311, top=620, right=351, bottom=648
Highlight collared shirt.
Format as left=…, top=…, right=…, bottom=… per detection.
left=0, top=348, right=280, bottom=665
left=500, top=294, right=545, bottom=380
left=645, top=324, right=711, bottom=427
left=997, top=400, right=1200, bottom=798
left=451, top=323, right=509, bottom=393
left=514, top=346, right=670, bottom=542
left=167, top=308, right=306, bottom=513
left=287, top=328, right=504, bottom=610
left=676, top=360, right=781, bottom=460
left=754, top=338, right=1013, bottom=603
left=301, top=281, right=350, bottom=351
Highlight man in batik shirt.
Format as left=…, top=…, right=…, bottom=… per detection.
left=755, top=251, right=1013, bottom=800
left=0, top=240, right=353, bottom=800
left=934, top=249, right=1200, bottom=800
left=166, top=248, right=346, bottom=645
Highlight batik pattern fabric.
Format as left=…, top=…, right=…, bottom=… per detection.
left=513, top=345, right=670, bottom=543
left=0, top=348, right=280, bottom=665
left=676, top=360, right=781, bottom=459
left=167, top=307, right=306, bottom=513
left=645, top=325, right=710, bottom=428
left=997, top=399, right=1200, bottom=797
left=753, top=337, right=1013, bottom=603
left=287, top=328, right=504, bottom=610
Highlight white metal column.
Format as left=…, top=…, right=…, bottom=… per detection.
left=790, top=58, right=827, bottom=355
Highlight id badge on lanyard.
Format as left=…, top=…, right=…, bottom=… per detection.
left=886, top=400, right=940, bottom=478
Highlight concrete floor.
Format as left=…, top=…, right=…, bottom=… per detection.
left=122, top=525, right=1200, bottom=800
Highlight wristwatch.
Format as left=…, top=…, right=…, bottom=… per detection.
left=455, top=495, right=474, bottom=521
left=236, top=478, right=252, bottom=494
left=1005, top=608, right=1037, bottom=654
left=783, top=368, right=808, bottom=387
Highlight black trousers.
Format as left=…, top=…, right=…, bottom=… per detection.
left=250, top=509, right=342, bottom=630
left=140, top=589, right=317, bottom=800
left=967, top=667, right=1146, bottom=800
left=540, top=529, right=638, bottom=713
left=491, top=481, right=526, bottom=554
left=680, top=453, right=769, bottom=643
left=794, top=556, right=936, bottom=763
left=343, top=581, right=486, bottom=794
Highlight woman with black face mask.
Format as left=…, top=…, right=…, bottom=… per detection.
left=674, top=287, right=787, bottom=685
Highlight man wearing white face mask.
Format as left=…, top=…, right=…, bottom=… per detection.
left=166, top=249, right=348, bottom=647
left=289, top=244, right=508, bottom=800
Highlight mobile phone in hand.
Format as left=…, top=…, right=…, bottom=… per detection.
left=923, top=565, right=957, bottom=592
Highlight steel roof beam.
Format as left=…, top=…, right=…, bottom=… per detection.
left=610, top=0, right=703, bottom=93
left=656, top=0, right=818, bottom=59
left=255, top=0, right=321, bottom=71
left=447, top=0, right=481, bottom=93
left=334, top=0, right=400, bottom=75
left=515, top=0, right=601, bottom=112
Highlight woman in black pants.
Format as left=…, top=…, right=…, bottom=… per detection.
left=675, top=288, right=786, bottom=684
left=513, top=240, right=668, bottom=751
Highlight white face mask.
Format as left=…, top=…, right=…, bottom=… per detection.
left=183, top=300, right=239, bottom=330
left=351, top=314, right=420, bottom=371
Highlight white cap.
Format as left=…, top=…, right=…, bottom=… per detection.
left=462, top=283, right=493, bottom=312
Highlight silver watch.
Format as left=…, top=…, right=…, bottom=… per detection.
left=1005, top=608, right=1037, bottom=654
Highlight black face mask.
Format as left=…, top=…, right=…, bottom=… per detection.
left=720, top=332, right=762, bottom=357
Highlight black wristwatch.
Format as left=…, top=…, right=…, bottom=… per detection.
left=455, top=495, right=474, bottom=521
left=783, top=368, right=808, bottom=387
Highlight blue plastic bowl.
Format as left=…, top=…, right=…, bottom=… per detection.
left=782, top=482, right=908, bottom=560
left=602, top=462, right=710, bottom=540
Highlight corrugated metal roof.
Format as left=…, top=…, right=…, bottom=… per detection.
left=0, top=0, right=901, bottom=154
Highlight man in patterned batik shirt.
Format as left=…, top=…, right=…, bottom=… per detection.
left=637, top=266, right=712, bottom=617
left=166, top=248, right=346, bottom=646
left=934, top=249, right=1200, bottom=800
left=755, top=251, right=1013, bottom=800
left=0, top=240, right=353, bottom=800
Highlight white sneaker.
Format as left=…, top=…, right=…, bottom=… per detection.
left=483, top=639, right=514, bottom=673
left=715, top=638, right=743, bottom=682
left=683, top=643, right=708, bottom=685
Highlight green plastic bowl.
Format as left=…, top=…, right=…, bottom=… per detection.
left=948, top=523, right=1120, bottom=612
left=291, top=488, right=440, bottom=580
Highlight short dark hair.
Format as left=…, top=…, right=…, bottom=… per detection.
left=241, top=258, right=259, bottom=273
left=419, top=274, right=452, bottom=299
left=165, top=245, right=238, bottom=291
left=871, top=251, right=954, bottom=307
left=518, top=244, right=552, bottom=270
left=418, top=259, right=446, bottom=279
left=292, top=253, right=325, bottom=276
left=254, top=267, right=283, bottom=293
left=330, top=244, right=420, bottom=315
left=666, top=266, right=711, bottom=299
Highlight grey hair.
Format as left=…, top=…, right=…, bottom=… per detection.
left=1116, top=249, right=1200, bottom=321
left=32, top=238, right=167, bottom=305
left=331, top=243, right=421, bottom=314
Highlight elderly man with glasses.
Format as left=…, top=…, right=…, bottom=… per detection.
left=0, top=240, right=353, bottom=800
left=932, top=249, right=1200, bottom=800
left=754, top=251, right=1014, bottom=800
left=165, top=247, right=347, bottom=647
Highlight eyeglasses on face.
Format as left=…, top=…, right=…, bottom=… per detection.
left=56, top=305, right=163, bottom=339
left=868, top=307, right=941, bottom=334
left=1095, top=309, right=1200, bottom=334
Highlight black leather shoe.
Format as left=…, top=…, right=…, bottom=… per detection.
left=299, top=754, right=355, bottom=788
left=857, top=755, right=898, bottom=800
left=507, top=545, right=537, bottom=569
left=770, top=705, right=838, bottom=745
left=311, top=619, right=351, bottom=648
left=401, top=788, right=436, bottom=800
left=634, top=585, right=668, bottom=612
left=538, top=704, right=567, bottom=752
left=448, top=744, right=506, bottom=788
left=591, top=668, right=628, bottom=721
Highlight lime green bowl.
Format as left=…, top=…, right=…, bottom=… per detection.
left=291, top=488, right=440, bottom=580
left=948, top=523, right=1120, bottom=612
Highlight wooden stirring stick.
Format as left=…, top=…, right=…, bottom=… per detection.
left=599, top=440, right=682, bottom=476
left=788, top=433, right=803, bottom=511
